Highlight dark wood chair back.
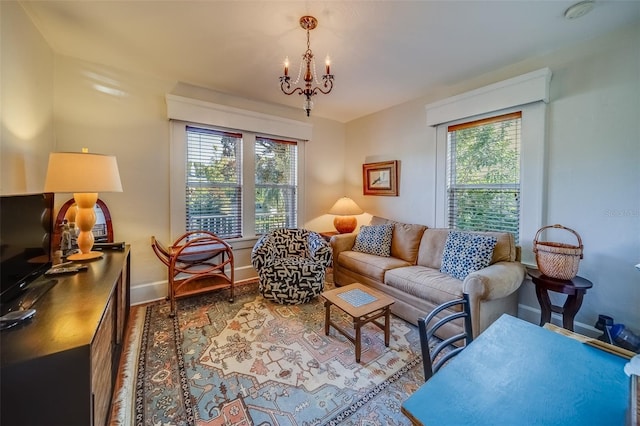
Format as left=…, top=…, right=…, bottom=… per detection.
left=418, top=293, right=473, bottom=381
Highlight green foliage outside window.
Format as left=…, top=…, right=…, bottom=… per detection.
left=448, top=115, right=520, bottom=240
left=255, top=138, right=297, bottom=234
left=186, top=131, right=242, bottom=237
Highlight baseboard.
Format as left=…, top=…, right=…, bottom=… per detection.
left=517, top=303, right=600, bottom=338
left=131, top=280, right=167, bottom=306
left=131, top=266, right=259, bottom=306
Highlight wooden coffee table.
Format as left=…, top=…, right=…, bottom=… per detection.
left=321, top=283, right=394, bottom=363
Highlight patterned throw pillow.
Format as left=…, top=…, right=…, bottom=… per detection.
left=352, top=224, right=394, bottom=257
left=440, top=231, right=498, bottom=280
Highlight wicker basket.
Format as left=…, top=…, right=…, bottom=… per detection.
left=533, top=224, right=583, bottom=280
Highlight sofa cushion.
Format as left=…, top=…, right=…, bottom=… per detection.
left=416, top=229, right=451, bottom=269
left=384, top=266, right=463, bottom=305
left=337, top=250, right=411, bottom=282
left=487, top=231, right=517, bottom=263
left=440, top=231, right=498, bottom=280
left=369, top=216, right=393, bottom=225
left=369, top=216, right=391, bottom=226
left=352, top=223, right=394, bottom=257
left=417, top=228, right=517, bottom=269
left=369, top=216, right=427, bottom=263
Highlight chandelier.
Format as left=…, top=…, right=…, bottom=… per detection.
left=280, top=16, right=334, bottom=117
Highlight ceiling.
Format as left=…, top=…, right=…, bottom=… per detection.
left=19, top=0, right=640, bottom=123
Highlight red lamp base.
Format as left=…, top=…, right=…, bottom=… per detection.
left=334, top=216, right=357, bottom=234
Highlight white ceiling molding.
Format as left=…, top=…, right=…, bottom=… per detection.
left=425, top=68, right=552, bottom=127
left=166, top=94, right=313, bottom=141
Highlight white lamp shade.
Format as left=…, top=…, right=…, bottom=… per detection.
left=328, top=197, right=364, bottom=216
left=44, top=152, right=123, bottom=193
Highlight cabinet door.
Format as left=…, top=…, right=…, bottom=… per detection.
left=92, top=296, right=115, bottom=426
left=116, top=254, right=130, bottom=346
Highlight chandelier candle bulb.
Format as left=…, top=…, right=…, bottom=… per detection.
left=284, top=57, right=289, bottom=76
left=325, top=56, right=331, bottom=75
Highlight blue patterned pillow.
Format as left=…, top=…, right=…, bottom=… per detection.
left=440, top=231, right=498, bottom=280
left=352, top=224, right=394, bottom=257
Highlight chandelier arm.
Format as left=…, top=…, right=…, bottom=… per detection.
left=281, top=84, right=304, bottom=96
left=280, top=77, right=305, bottom=96
left=314, top=78, right=334, bottom=95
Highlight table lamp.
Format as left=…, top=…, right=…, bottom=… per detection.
left=328, top=197, right=364, bottom=234
left=44, top=149, right=122, bottom=260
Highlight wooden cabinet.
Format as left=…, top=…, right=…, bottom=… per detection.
left=0, top=247, right=131, bottom=426
left=92, top=295, right=115, bottom=424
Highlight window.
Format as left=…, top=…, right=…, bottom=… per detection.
left=167, top=95, right=311, bottom=243
left=427, top=69, right=550, bottom=263
left=183, top=126, right=299, bottom=239
left=186, top=126, right=242, bottom=238
left=447, top=112, right=521, bottom=241
left=255, top=137, right=298, bottom=234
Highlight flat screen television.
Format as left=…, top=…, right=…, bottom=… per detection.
left=0, top=193, right=53, bottom=306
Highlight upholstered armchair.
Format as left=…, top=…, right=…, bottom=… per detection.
left=251, top=228, right=333, bottom=304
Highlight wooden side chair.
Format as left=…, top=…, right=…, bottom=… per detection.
left=151, top=231, right=234, bottom=316
left=418, top=293, right=473, bottom=381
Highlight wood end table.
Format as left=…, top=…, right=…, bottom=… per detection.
left=319, top=231, right=339, bottom=242
left=321, top=283, right=394, bottom=363
left=527, top=267, right=593, bottom=331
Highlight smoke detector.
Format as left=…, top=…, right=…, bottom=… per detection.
left=564, top=1, right=595, bottom=20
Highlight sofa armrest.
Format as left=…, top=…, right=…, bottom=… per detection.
left=330, top=233, right=357, bottom=257
left=463, top=261, right=524, bottom=338
left=463, top=261, right=525, bottom=301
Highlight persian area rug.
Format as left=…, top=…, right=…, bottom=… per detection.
left=112, top=281, right=425, bottom=426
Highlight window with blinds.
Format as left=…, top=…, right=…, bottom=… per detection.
left=447, top=112, right=521, bottom=241
left=186, top=126, right=242, bottom=238
left=255, top=137, right=297, bottom=234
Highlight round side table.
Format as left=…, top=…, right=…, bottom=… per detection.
left=526, top=268, right=593, bottom=331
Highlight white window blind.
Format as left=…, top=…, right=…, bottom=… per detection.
left=255, top=137, right=297, bottom=234
left=447, top=112, right=521, bottom=241
left=186, top=126, right=242, bottom=238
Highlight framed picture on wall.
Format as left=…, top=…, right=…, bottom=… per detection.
left=362, top=160, right=399, bottom=196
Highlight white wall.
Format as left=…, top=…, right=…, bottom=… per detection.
left=52, top=56, right=176, bottom=302
left=51, top=59, right=346, bottom=303
left=2, top=4, right=346, bottom=304
left=541, top=24, right=640, bottom=332
left=346, top=23, right=640, bottom=333
left=0, top=1, right=54, bottom=195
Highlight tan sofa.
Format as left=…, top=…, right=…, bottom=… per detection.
left=330, top=216, right=525, bottom=338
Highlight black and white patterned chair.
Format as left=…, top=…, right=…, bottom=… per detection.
left=251, top=228, right=333, bottom=304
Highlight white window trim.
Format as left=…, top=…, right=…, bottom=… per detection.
left=166, top=95, right=312, bottom=140
left=167, top=96, right=310, bottom=244
left=427, top=68, right=551, bottom=264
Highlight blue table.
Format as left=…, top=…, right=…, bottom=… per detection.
left=402, top=314, right=630, bottom=425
